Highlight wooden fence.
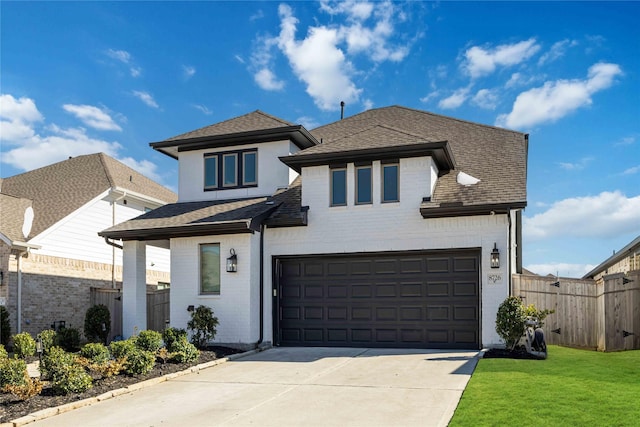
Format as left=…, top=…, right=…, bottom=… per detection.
left=512, top=271, right=640, bottom=351
left=90, top=288, right=170, bottom=342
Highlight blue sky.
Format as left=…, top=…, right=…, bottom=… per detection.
left=1, top=1, right=638, bottom=277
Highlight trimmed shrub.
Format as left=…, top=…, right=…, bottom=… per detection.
left=40, top=346, right=77, bottom=381
left=37, top=329, right=57, bottom=355
left=0, top=306, right=10, bottom=345
left=2, top=370, right=43, bottom=400
left=56, top=327, right=81, bottom=352
left=80, top=343, right=111, bottom=364
left=495, top=296, right=527, bottom=350
left=136, top=330, right=163, bottom=353
left=156, top=347, right=173, bottom=364
left=51, top=363, right=93, bottom=395
left=88, top=358, right=126, bottom=379
left=187, top=306, right=218, bottom=349
left=12, top=332, right=36, bottom=359
left=162, top=327, right=187, bottom=352
left=84, top=304, right=111, bottom=344
left=0, top=344, right=8, bottom=359
left=524, top=304, right=555, bottom=328
left=109, top=338, right=137, bottom=360
left=170, top=337, right=200, bottom=364
left=123, top=348, right=156, bottom=376
left=0, top=357, right=28, bottom=388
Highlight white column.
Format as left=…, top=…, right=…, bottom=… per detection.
left=122, top=240, right=147, bottom=337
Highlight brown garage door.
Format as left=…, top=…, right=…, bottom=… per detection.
left=275, top=249, right=480, bottom=349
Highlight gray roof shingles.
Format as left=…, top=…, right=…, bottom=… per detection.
left=0, top=193, right=33, bottom=243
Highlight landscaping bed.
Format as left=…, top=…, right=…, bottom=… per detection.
left=0, top=346, right=241, bottom=423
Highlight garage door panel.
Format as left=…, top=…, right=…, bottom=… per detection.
left=454, top=257, right=477, bottom=272
left=352, top=285, right=372, bottom=298
left=454, top=282, right=478, bottom=296
left=328, top=285, right=348, bottom=298
left=327, top=306, right=348, bottom=320
left=400, top=283, right=422, bottom=297
left=327, top=329, right=348, bottom=342
left=328, top=262, right=348, bottom=276
left=375, top=307, right=397, bottom=321
left=426, top=258, right=449, bottom=272
left=427, top=306, right=450, bottom=321
left=400, top=259, right=423, bottom=273
left=282, top=307, right=301, bottom=320
left=427, top=282, right=450, bottom=297
left=304, top=285, right=324, bottom=298
left=454, top=306, right=478, bottom=321
left=304, top=306, right=323, bottom=320
left=351, top=261, right=372, bottom=275
left=400, top=307, right=422, bottom=321
left=352, top=307, right=373, bottom=320
left=374, top=260, right=397, bottom=274
left=375, top=284, right=397, bottom=297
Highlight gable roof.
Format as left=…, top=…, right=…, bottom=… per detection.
left=1, top=153, right=177, bottom=240
left=582, top=235, right=640, bottom=279
left=151, top=110, right=319, bottom=159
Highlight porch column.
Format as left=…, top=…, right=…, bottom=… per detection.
left=122, top=240, right=147, bottom=337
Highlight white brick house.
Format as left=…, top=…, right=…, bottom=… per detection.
left=100, top=106, right=528, bottom=349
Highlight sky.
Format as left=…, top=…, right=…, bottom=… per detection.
left=1, top=1, right=638, bottom=278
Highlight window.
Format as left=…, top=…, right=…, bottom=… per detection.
left=200, top=243, right=220, bottom=294
left=243, top=151, right=257, bottom=185
left=204, top=149, right=257, bottom=190
left=382, top=163, right=399, bottom=202
left=330, top=168, right=347, bottom=206
left=355, top=165, right=372, bottom=204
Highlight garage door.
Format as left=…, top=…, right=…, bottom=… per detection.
left=275, top=250, right=480, bottom=349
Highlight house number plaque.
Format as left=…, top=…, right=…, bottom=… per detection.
left=488, top=273, right=503, bottom=284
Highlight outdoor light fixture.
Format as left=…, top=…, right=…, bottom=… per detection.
left=226, top=248, right=238, bottom=273
left=490, top=243, right=500, bottom=269
left=187, top=305, right=195, bottom=312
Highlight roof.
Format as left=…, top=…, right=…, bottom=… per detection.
left=309, top=106, right=528, bottom=213
left=582, top=235, right=640, bottom=279
left=0, top=193, right=33, bottom=243
left=0, top=153, right=177, bottom=240
left=151, top=110, right=319, bottom=159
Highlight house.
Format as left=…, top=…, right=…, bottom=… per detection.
left=0, top=153, right=177, bottom=337
left=583, top=236, right=640, bottom=282
left=99, top=106, right=528, bottom=349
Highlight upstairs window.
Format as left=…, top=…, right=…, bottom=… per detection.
left=330, top=167, right=347, bottom=206
left=355, top=164, right=372, bottom=204
left=382, top=163, right=399, bottom=203
left=204, top=149, right=257, bottom=190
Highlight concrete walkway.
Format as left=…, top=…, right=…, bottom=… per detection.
left=29, top=347, right=480, bottom=427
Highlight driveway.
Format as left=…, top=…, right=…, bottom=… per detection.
left=30, top=347, right=480, bottom=427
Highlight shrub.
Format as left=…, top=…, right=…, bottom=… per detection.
left=0, top=344, right=8, bottom=359
left=109, top=338, right=137, bottom=360
left=187, top=305, right=218, bottom=349
left=87, top=358, right=126, bottom=379
left=170, top=337, right=200, bottom=363
left=12, top=332, right=36, bottom=358
left=51, top=363, right=93, bottom=395
left=80, top=343, right=111, bottom=364
left=123, top=348, right=155, bottom=376
left=37, top=329, right=57, bottom=355
left=0, top=306, right=10, bottom=345
left=495, top=296, right=526, bottom=350
left=2, top=371, right=43, bottom=400
left=84, top=304, right=111, bottom=344
left=156, top=347, right=173, bottom=364
left=40, top=346, right=77, bottom=381
left=524, top=304, right=555, bottom=328
left=56, top=327, right=81, bottom=352
left=162, top=327, right=187, bottom=352
left=0, top=357, right=28, bottom=388
left=136, top=330, right=163, bottom=353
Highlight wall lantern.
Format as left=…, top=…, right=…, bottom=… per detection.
left=490, top=243, right=500, bottom=269
left=226, top=248, right=238, bottom=273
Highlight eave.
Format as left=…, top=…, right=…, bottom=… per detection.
left=420, top=201, right=527, bottom=218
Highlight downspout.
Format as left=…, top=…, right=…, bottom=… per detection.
left=256, top=223, right=265, bottom=348
left=111, top=191, right=127, bottom=288
left=508, top=209, right=513, bottom=296
left=16, top=249, right=28, bottom=334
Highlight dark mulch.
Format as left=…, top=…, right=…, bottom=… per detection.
left=483, top=346, right=546, bottom=360
left=0, top=346, right=242, bottom=423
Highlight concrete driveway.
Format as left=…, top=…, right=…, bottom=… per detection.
left=30, top=347, right=480, bottom=427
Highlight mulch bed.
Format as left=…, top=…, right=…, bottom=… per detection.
left=483, top=346, right=546, bottom=360
left=0, top=346, right=242, bottom=423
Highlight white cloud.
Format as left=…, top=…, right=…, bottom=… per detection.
left=117, top=157, right=161, bottom=182
left=234, top=54, right=245, bottom=64
left=438, top=87, right=470, bottom=109
left=62, top=104, right=122, bottom=131
left=132, top=91, right=159, bottom=109
left=558, top=156, right=593, bottom=171
left=192, top=104, right=213, bottom=115
left=538, top=39, right=578, bottom=65
left=471, top=88, right=498, bottom=110
left=0, top=94, right=44, bottom=141
left=496, top=62, right=622, bottom=129
left=464, top=38, right=540, bottom=78
left=524, top=191, right=640, bottom=241
left=254, top=68, right=285, bottom=91
left=420, top=90, right=440, bottom=104
left=525, top=263, right=595, bottom=279
left=182, top=65, right=196, bottom=80
left=362, top=98, right=374, bottom=110
left=296, top=116, right=320, bottom=129
left=105, top=49, right=141, bottom=78
left=250, top=9, right=264, bottom=21
left=623, top=165, right=640, bottom=175
left=614, top=136, right=635, bottom=147
left=320, top=0, right=374, bottom=21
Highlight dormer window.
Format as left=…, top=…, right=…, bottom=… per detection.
left=204, top=149, right=258, bottom=191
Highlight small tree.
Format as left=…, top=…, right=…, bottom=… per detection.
left=84, top=304, right=111, bottom=344
left=495, top=296, right=526, bottom=350
left=187, top=305, right=218, bottom=349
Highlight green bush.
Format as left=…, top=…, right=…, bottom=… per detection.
left=84, top=304, right=111, bottom=344
left=0, top=343, right=8, bottom=359
left=136, top=330, right=163, bottom=353
left=80, top=343, right=111, bottom=364
left=162, top=327, right=187, bottom=352
left=109, top=338, right=137, bottom=359
left=37, top=329, right=57, bottom=355
left=40, top=346, right=77, bottom=381
left=187, top=305, right=218, bottom=349
left=170, top=337, right=200, bottom=363
left=12, top=332, right=36, bottom=358
left=495, top=296, right=526, bottom=350
left=51, top=363, right=93, bottom=395
left=123, top=348, right=156, bottom=376
left=0, top=306, right=10, bottom=345
left=56, top=327, right=81, bottom=352
left=523, top=304, right=555, bottom=328
left=0, top=357, right=28, bottom=387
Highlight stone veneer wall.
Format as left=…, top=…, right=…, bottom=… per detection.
left=5, top=253, right=169, bottom=338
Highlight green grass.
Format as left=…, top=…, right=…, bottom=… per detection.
left=450, top=346, right=640, bottom=426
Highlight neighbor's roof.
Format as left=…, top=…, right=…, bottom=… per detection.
left=0, top=193, right=33, bottom=243
left=582, top=235, right=640, bottom=279
left=309, top=106, right=528, bottom=215
left=0, top=153, right=177, bottom=240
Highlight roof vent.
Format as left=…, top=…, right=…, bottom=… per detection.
left=129, top=175, right=133, bottom=182
left=340, top=101, right=345, bottom=120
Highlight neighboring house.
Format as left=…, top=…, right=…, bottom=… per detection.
left=583, top=236, right=640, bottom=282
left=0, top=153, right=177, bottom=337
left=100, top=106, right=528, bottom=349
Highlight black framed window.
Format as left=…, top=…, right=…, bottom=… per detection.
left=204, top=149, right=257, bottom=191
left=200, top=243, right=220, bottom=295
left=243, top=151, right=257, bottom=185
left=355, top=165, right=372, bottom=204
left=330, top=168, right=347, bottom=206
left=382, top=163, right=399, bottom=202
left=204, top=156, right=218, bottom=189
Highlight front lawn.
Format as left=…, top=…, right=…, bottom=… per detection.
left=450, top=345, right=640, bottom=426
